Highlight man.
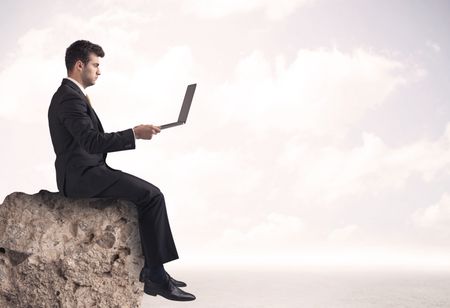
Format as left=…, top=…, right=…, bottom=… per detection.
left=48, top=40, right=195, bottom=302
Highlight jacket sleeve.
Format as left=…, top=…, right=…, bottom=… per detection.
left=59, top=96, right=135, bottom=154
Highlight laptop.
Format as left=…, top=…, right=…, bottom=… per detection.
left=160, top=83, right=197, bottom=129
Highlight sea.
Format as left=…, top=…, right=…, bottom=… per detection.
left=140, top=268, right=450, bottom=308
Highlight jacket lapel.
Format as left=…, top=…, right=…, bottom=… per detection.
left=89, top=106, right=104, bottom=133
left=62, top=79, right=104, bottom=133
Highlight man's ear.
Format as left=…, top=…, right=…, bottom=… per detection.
left=75, top=60, right=84, bottom=71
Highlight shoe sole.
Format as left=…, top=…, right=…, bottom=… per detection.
left=144, top=287, right=195, bottom=301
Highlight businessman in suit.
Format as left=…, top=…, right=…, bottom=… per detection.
left=48, top=40, right=195, bottom=301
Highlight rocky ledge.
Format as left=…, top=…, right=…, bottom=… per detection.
left=0, top=190, right=145, bottom=308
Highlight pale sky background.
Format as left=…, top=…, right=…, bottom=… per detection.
left=1, top=0, right=450, bottom=271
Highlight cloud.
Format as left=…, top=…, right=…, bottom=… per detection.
left=0, top=7, right=155, bottom=122
left=328, top=224, right=359, bottom=242
left=187, top=47, right=431, bottom=205
left=283, top=123, right=450, bottom=204
left=205, top=212, right=304, bottom=255
left=212, top=48, right=408, bottom=139
left=181, top=0, right=314, bottom=20
left=412, top=193, right=450, bottom=230
left=0, top=27, right=62, bottom=120
left=426, top=40, right=441, bottom=53
left=95, top=45, right=195, bottom=126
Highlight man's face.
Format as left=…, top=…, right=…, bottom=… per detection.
left=80, top=53, right=101, bottom=88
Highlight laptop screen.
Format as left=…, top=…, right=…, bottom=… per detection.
left=178, top=83, right=196, bottom=123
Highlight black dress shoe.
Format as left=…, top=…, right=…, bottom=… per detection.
left=144, top=275, right=196, bottom=301
left=139, top=268, right=187, bottom=287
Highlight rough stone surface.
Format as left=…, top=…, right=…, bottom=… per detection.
left=0, top=190, right=145, bottom=308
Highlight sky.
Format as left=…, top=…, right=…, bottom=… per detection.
left=1, top=0, right=450, bottom=270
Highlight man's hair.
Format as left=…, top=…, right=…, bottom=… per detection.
left=65, top=40, right=105, bottom=72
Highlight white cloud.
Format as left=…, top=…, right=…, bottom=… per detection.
left=426, top=40, right=441, bottom=53
left=181, top=0, right=314, bottom=20
left=284, top=123, right=450, bottom=204
left=328, top=224, right=359, bottom=242
left=213, top=48, right=407, bottom=138
left=0, top=27, right=62, bottom=120
left=95, top=45, right=195, bottom=126
left=205, top=212, right=303, bottom=254
left=0, top=8, right=154, bottom=121
left=413, top=193, right=450, bottom=230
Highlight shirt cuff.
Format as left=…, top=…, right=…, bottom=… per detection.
left=131, top=127, right=136, bottom=140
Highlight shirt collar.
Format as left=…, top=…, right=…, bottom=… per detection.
left=65, top=77, right=87, bottom=96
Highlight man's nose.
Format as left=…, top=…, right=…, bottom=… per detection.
left=97, top=69, right=101, bottom=75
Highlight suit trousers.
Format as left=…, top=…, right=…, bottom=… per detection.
left=89, top=169, right=179, bottom=267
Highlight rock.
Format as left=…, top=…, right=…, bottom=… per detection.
left=0, top=190, right=145, bottom=308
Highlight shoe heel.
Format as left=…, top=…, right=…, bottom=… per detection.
left=144, top=287, right=157, bottom=296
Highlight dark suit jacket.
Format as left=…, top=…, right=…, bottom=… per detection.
left=48, top=79, right=135, bottom=197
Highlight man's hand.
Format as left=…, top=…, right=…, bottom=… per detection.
left=133, top=124, right=161, bottom=140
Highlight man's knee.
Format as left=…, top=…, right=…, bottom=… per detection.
left=150, top=189, right=165, bottom=206
left=136, top=185, right=164, bottom=207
